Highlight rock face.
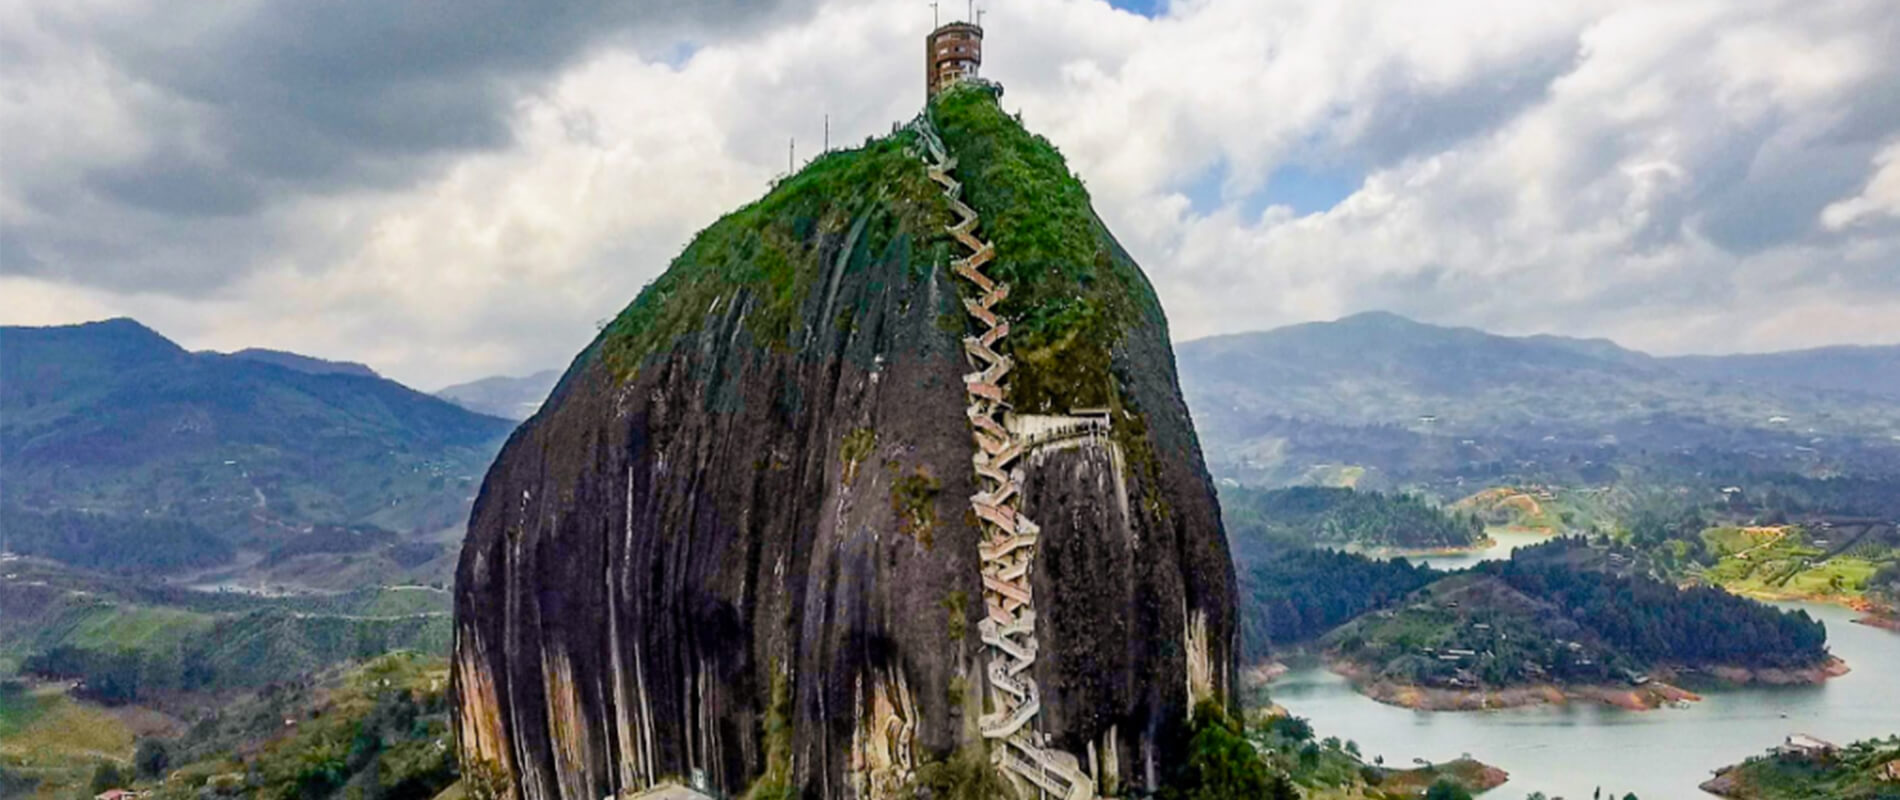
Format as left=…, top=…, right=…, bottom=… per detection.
left=451, top=85, right=1236, bottom=800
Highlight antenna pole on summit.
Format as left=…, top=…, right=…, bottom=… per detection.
left=824, top=114, right=829, bottom=152
left=931, top=0, right=939, bottom=27
left=789, top=138, right=795, bottom=172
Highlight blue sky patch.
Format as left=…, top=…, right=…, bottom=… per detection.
left=1105, top=0, right=1165, bottom=18
left=661, top=41, right=700, bottom=69
left=1185, top=160, right=1364, bottom=219
left=1252, top=162, right=1362, bottom=217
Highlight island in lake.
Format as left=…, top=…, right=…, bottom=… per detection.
left=1320, top=538, right=1845, bottom=711
left=1701, top=735, right=1900, bottom=799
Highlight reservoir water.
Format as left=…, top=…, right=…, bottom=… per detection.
left=1272, top=563, right=1900, bottom=797
left=1408, top=528, right=1561, bottom=571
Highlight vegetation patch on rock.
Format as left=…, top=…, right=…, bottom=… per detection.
left=599, top=134, right=948, bottom=380
left=889, top=466, right=943, bottom=546
left=928, top=83, right=1163, bottom=414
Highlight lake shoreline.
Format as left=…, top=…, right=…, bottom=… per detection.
left=1322, top=655, right=1848, bottom=712
left=1264, top=598, right=1899, bottom=798
left=1346, top=535, right=1500, bottom=559
left=1853, top=613, right=1900, bottom=633
left=1715, top=585, right=1900, bottom=635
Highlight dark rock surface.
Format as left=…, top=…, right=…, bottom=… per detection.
left=452, top=91, right=1236, bottom=800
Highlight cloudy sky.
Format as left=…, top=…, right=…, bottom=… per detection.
left=3, top=0, right=1898, bottom=389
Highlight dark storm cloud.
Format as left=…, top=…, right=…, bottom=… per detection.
left=2, top=0, right=811, bottom=288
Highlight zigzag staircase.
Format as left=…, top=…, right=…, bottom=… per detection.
left=908, top=111, right=1095, bottom=800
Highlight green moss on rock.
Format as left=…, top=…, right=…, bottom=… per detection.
left=928, top=83, right=1164, bottom=414
left=840, top=427, right=877, bottom=485
left=599, top=133, right=947, bottom=382
left=890, top=466, right=943, bottom=546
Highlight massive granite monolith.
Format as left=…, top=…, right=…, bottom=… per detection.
left=452, top=83, right=1236, bottom=800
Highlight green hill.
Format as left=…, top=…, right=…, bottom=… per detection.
left=1, top=559, right=449, bottom=699
left=1323, top=538, right=1833, bottom=705
left=1701, top=736, right=1900, bottom=799
left=1, top=653, right=460, bottom=800
left=433, top=369, right=560, bottom=420
left=0, top=318, right=513, bottom=572
left=1222, top=485, right=1485, bottom=566
left=1174, top=312, right=1900, bottom=490
left=1669, top=346, right=1900, bottom=402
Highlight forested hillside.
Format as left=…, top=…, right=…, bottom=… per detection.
left=1222, top=485, right=1484, bottom=566
left=1, top=559, right=449, bottom=702
left=0, top=508, right=234, bottom=573
left=1, top=319, right=511, bottom=541
left=1, top=653, right=461, bottom=800
left=1237, top=549, right=1440, bottom=662
left=1175, top=312, right=1900, bottom=491
left=1487, top=539, right=1830, bottom=670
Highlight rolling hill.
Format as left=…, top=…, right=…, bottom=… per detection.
left=0, top=318, right=513, bottom=569
left=1176, top=312, right=1900, bottom=489
left=433, top=368, right=559, bottom=420
left=1665, top=345, right=1900, bottom=402
left=220, top=347, right=380, bottom=378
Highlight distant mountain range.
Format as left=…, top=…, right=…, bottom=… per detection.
left=1175, top=312, right=1900, bottom=488
left=219, top=347, right=381, bottom=379
left=1, top=319, right=513, bottom=570
left=7, top=312, right=1892, bottom=567
left=1665, top=346, right=1900, bottom=402
left=434, top=369, right=560, bottom=420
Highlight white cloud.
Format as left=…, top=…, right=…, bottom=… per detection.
left=3, top=0, right=1898, bottom=388
left=1823, top=141, right=1900, bottom=230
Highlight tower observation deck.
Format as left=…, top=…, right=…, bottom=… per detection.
left=926, top=21, right=983, bottom=98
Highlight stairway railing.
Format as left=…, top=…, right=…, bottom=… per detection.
left=908, top=110, right=1094, bottom=800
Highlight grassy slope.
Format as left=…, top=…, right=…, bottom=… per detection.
left=1451, top=486, right=1572, bottom=533
left=0, top=684, right=138, bottom=800
left=3, top=563, right=450, bottom=697
left=1696, top=525, right=1899, bottom=606
left=2, top=654, right=459, bottom=800
left=147, top=653, right=458, bottom=800
left=1705, top=737, right=1900, bottom=800
left=1245, top=713, right=1505, bottom=799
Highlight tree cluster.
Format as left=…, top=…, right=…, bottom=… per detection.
left=1224, top=486, right=1483, bottom=566
left=1239, top=549, right=1440, bottom=661
left=261, top=523, right=397, bottom=566
left=0, top=505, right=233, bottom=573
left=1866, top=562, right=1900, bottom=615
left=1486, top=539, right=1829, bottom=669
left=1159, top=700, right=1299, bottom=800
left=20, top=609, right=449, bottom=703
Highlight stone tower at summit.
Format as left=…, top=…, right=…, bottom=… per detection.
left=925, top=21, right=983, bottom=98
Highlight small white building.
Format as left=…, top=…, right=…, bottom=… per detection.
left=1776, top=734, right=1837, bottom=761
